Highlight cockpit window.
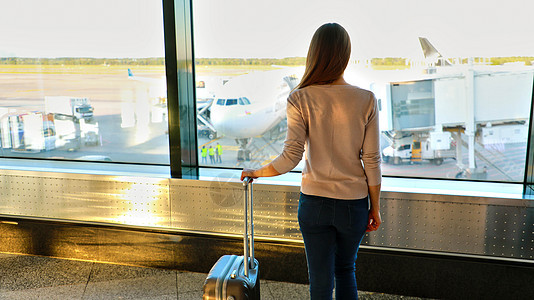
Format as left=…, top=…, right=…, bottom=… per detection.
left=226, top=99, right=238, bottom=106
left=217, top=98, right=247, bottom=106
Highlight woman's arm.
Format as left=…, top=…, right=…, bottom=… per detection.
left=361, top=94, right=382, bottom=187
left=362, top=95, right=382, bottom=232
left=241, top=94, right=306, bottom=181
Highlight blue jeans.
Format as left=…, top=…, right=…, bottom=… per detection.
left=298, top=193, right=369, bottom=300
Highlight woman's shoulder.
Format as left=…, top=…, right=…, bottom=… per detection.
left=336, top=85, right=376, bottom=102
left=289, top=84, right=376, bottom=103
left=300, top=83, right=372, bottom=92
left=288, top=87, right=310, bottom=102
left=339, top=84, right=373, bottom=95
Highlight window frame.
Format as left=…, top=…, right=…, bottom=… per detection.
left=177, top=0, right=534, bottom=191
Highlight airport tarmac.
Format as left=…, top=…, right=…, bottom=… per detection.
left=0, top=65, right=527, bottom=182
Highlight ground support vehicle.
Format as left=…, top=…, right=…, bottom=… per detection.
left=382, top=131, right=456, bottom=165
left=45, top=96, right=94, bottom=122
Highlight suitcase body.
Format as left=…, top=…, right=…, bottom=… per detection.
left=203, top=178, right=260, bottom=300
left=202, top=255, right=260, bottom=300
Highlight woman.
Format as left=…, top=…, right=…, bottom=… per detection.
left=241, top=23, right=382, bottom=300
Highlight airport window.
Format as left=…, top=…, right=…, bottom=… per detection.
left=192, top=0, right=534, bottom=183
left=0, top=1, right=169, bottom=166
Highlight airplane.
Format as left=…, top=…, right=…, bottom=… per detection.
left=127, top=67, right=302, bottom=161
left=208, top=67, right=302, bottom=160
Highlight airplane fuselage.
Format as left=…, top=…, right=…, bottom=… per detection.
left=209, top=69, right=294, bottom=139
left=211, top=95, right=286, bottom=139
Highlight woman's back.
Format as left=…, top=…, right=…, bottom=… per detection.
left=271, top=84, right=381, bottom=199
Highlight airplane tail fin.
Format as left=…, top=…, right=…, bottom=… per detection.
left=128, top=68, right=134, bottom=77
left=418, top=37, right=452, bottom=66
left=419, top=37, right=441, bottom=59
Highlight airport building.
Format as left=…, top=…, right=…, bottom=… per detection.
left=0, top=0, right=533, bottom=299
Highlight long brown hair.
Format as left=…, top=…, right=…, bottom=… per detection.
left=295, top=23, right=351, bottom=90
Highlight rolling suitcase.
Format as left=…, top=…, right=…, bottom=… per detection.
left=202, top=177, right=260, bottom=300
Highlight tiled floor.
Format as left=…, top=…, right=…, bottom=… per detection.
left=0, top=253, right=428, bottom=299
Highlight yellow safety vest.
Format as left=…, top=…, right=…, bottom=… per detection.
left=201, top=148, right=208, bottom=157
left=209, top=147, right=215, bottom=156
left=217, top=145, right=223, bottom=155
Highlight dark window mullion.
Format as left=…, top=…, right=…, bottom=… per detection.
left=163, top=0, right=198, bottom=178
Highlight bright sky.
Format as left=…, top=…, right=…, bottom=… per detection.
left=1, top=0, right=534, bottom=59
left=0, top=0, right=164, bottom=58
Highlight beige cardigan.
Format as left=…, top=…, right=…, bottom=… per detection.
left=270, top=84, right=382, bottom=200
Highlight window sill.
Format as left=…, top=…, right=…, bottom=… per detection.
left=0, top=158, right=171, bottom=178
left=0, top=160, right=528, bottom=201
left=198, top=168, right=527, bottom=201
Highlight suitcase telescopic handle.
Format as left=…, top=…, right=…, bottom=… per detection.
left=243, top=177, right=253, bottom=186
left=243, top=177, right=255, bottom=278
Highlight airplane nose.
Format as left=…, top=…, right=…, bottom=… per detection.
left=211, top=106, right=256, bottom=139
left=210, top=107, right=231, bottom=135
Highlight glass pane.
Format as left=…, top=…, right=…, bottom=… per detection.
left=226, top=99, right=238, bottom=106
left=0, top=0, right=168, bottom=165
left=193, top=0, right=534, bottom=182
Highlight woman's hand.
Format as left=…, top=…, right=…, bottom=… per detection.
left=366, top=208, right=382, bottom=232
left=240, top=164, right=281, bottom=182
left=240, top=168, right=257, bottom=182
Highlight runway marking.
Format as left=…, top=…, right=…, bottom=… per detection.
left=223, top=146, right=240, bottom=151
left=198, top=139, right=239, bottom=152
left=16, top=89, right=42, bottom=92
left=198, top=138, right=221, bottom=148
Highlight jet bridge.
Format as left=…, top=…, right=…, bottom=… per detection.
left=377, top=67, right=534, bottom=177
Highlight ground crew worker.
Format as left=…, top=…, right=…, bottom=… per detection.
left=209, top=146, right=215, bottom=164
left=201, top=146, right=208, bottom=164
left=216, top=143, right=223, bottom=163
